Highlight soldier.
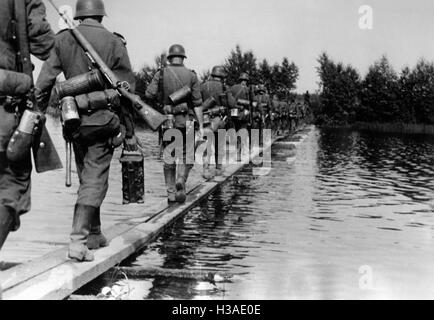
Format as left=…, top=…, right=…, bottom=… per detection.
left=280, top=100, right=290, bottom=134
left=200, top=66, right=235, bottom=179
left=271, top=95, right=281, bottom=135
left=0, top=0, right=55, bottom=252
left=254, top=84, right=272, bottom=130
left=229, top=73, right=251, bottom=132
left=36, top=0, right=138, bottom=262
left=145, top=44, right=204, bottom=204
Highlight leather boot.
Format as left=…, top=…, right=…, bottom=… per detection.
left=69, top=204, right=94, bottom=262
left=215, top=164, right=223, bottom=176
left=0, top=206, right=13, bottom=251
left=164, top=165, right=177, bottom=204
left=175, top=164, right=192, bottom=203
left=87, top=207, right=109, bottom=250
left=202, top=163, right=214, bottom=180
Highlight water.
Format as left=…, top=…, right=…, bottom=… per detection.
left=81, top=127, right=434, bottom=299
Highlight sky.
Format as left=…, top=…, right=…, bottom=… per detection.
left=35, top=0, right=434, bottom=93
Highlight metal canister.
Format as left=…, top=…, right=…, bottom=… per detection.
left=17, top=109, right=40, bottom=134
left=120, top=150, right=145, bottom=204
left=55, top=70, right=105, bottom=99
left=230, top=108, right=239, bottom=117
left=169, top=86, right=192, bottom=105
left=61, top=96, right=81, bottom=127
left=6, top=110, right=41, bottom=162
left=203, top=113, right=211, bottom=125
left=163, top=114, right=175, bottom=130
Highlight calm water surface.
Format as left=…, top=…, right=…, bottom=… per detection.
left=83, top=127, right=434, bottom=299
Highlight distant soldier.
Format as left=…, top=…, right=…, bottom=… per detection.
left=145, top=44, right=204, bottom=204
left=280, top=100, right=290, bottom=134
left=254, top=84, right=272, bottom=130
left=229, top=73, right=251, bottom=132
left=288, top=100, right=297, bottom=132
left=36, top=0, right=138, bottom=262
left=0, top=0, right=55, bottom=251
left=271, top=95, right=281, bottom=135
left=200, top=66, right=235, bottom=179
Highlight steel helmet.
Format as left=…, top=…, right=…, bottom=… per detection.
left=238, top=73, right=250, bottom=82
left=211, top=66, right=226, bottom=78
left=74, top=0, right=107, bottom=20
left=167, top=44, right=187, bottom=59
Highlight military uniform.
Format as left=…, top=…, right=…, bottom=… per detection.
left=229, top=83, right=250, bottom=131
left=145, top=60, right=202, bottom=203
left=200, top=77, right=234, bottom=178
left=254, top=90, right=272, bottom=130
left=0, top=0, right=54, bottom=249
left=36, top=17, right=136, bottom=261
left=271, top=98, right=281, bottom=135
left=280, top=101, right=289, bottom=134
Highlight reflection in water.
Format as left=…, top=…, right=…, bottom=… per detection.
left=85, top=127, right=434, bottom=299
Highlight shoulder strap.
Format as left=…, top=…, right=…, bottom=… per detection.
left=158, top=67, right=165, bottom=104
left=167, top=66, right=185, bottom=88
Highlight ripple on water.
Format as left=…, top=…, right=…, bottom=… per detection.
left=78, top=127, right=434, bottom=299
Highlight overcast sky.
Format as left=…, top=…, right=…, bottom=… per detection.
left=36, top=0, right=434, bottom=93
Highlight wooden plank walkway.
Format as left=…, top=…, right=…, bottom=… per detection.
left=0, top=116, right=311, bottom=300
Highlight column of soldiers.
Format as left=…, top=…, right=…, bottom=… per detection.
left=0, top=0, right=309, bottom=272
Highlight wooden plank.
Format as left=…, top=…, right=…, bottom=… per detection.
left=1, top=126, right=312, bottom=300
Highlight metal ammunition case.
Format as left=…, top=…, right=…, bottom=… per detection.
left=120, top=150, right=145, bottom=204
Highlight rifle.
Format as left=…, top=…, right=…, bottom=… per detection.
left=10, top=0, right=62, bottom=173
left=47, top=0, right=166, bottom=131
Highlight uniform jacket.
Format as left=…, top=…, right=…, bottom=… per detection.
left=254, top=93, right=272, bottom=115
left=145, top=63, right=202, bottom=129
left=200, top=78, right=235, bottom=110
left=145, top=63, right=202, bottom=108
left=230, top=83, right=250, bottom=102
left=0, top=0, right=54, bottom=153
left=0, top=0, right=54, bottom=71
left=36, top=19, right=135, bottom=137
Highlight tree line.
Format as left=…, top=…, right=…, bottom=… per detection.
left=315, top=52, right=434, bottom=126
left=134, top=44, right=299, bottom=105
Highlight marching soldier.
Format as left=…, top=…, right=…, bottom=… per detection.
left=36, top=0, right=138, bottom=262
left=280, top=100, right=290, bottom=134
left=271, top=95, right=281, bottom=135
left=145, top=44, right=204, bottom=204
left=254, top=84, right=272, bottom=130
left=200, top=66, right=235, bottom=179
left=229, top=73, right=251, bottom=132
left=0, top=0, right=55, bottom=251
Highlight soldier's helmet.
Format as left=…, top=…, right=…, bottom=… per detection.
left=211, top=66, right=226, bottom=79
left=167, top=44, right=187, bottom=59
left=74, top=0, right=107, bottom=20
left=239, top=73, right=250, bottom=82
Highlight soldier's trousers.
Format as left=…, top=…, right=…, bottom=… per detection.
left=0, top=105, right=31, bottom=231
left=73, top=140, right=114, bottom=208
left=162, top=127, right=194, bottom=170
